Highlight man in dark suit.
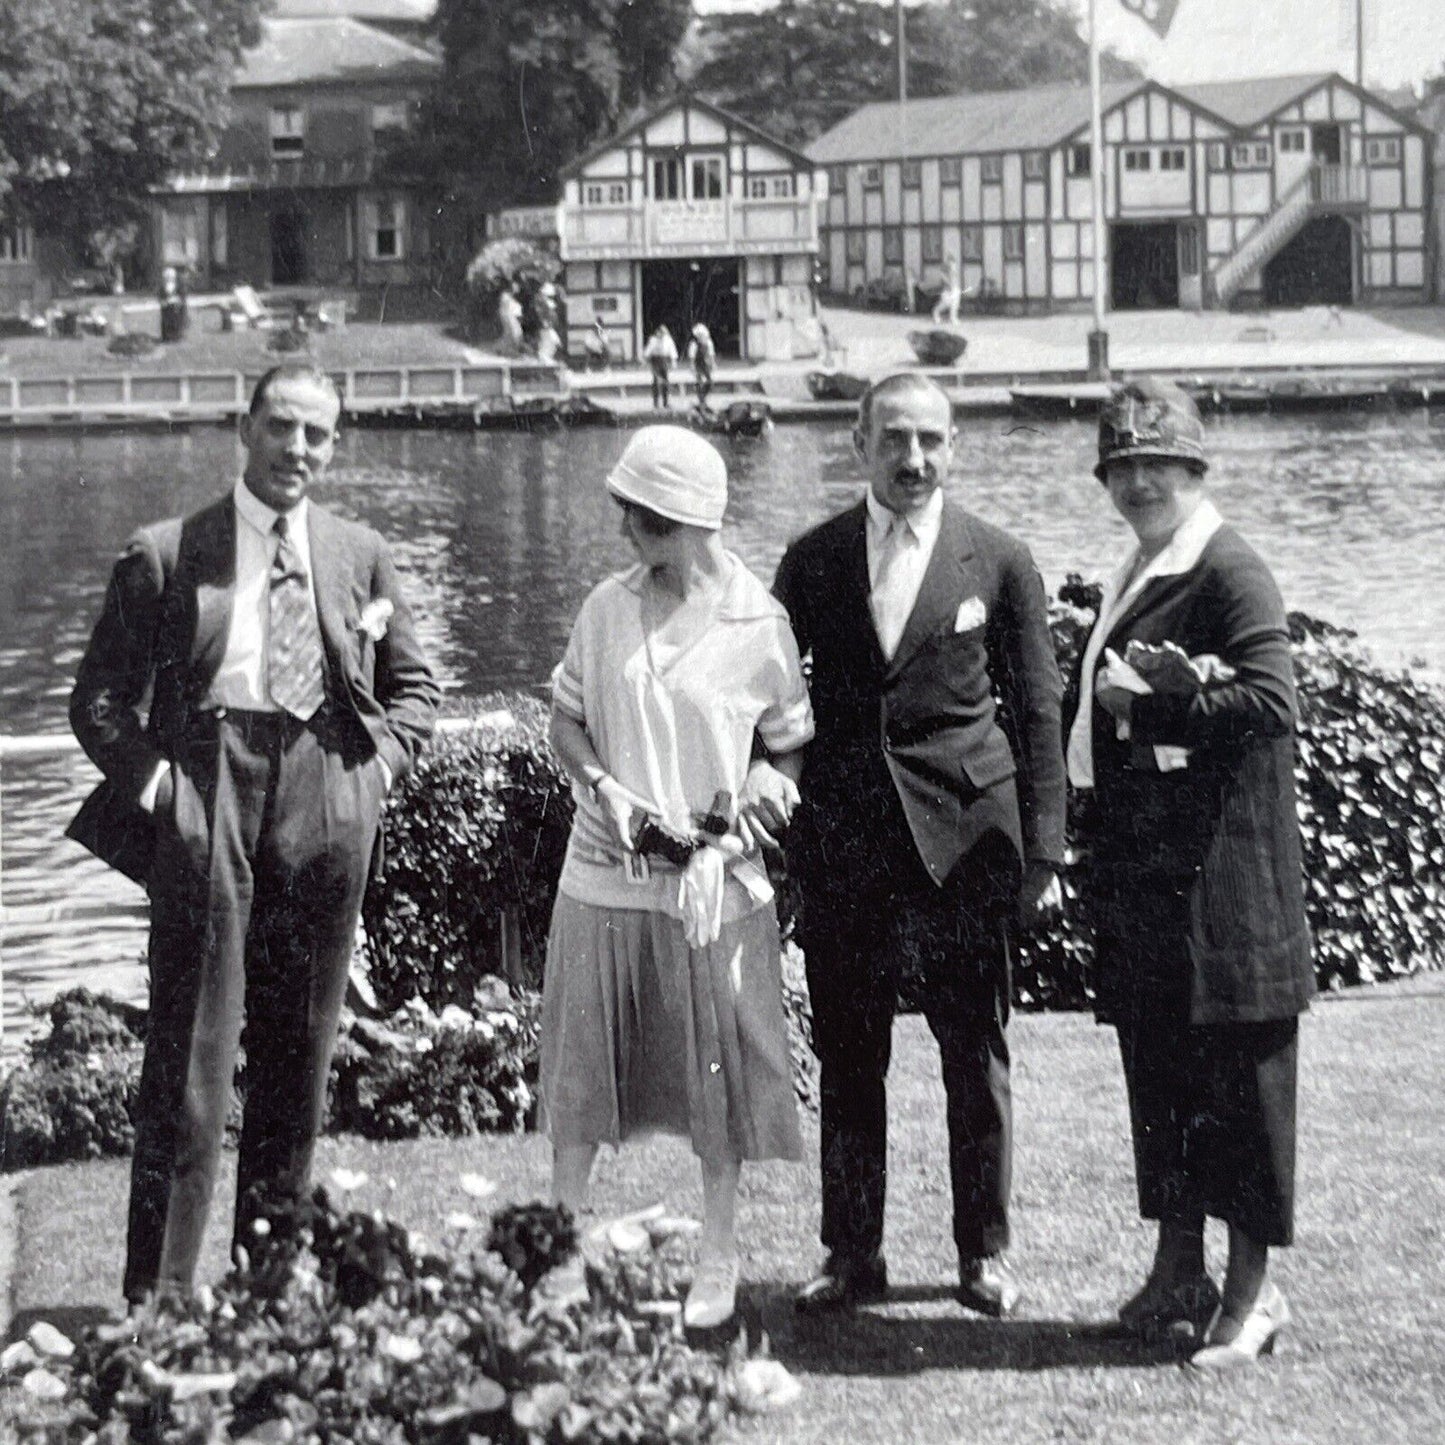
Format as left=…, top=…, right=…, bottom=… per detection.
left=773, top=373, right=1066, bottom=1316
left=68, top=362, right=440, bottom=1302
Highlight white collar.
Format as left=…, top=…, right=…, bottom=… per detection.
left=865, top=486, right=943, bottom=543
left=233, top=477, right=309, bottom=539
left=1109, top=497, right=1222, bottom=600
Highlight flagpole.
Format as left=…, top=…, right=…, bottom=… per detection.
left=1355, top=0, right=1364, bottom=85
left=1087, top=0, right=1110, bottom=379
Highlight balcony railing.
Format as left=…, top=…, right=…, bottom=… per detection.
left=1309, top=163, right=1369, bottom=208
left=562, top=196, right=817, bottom=261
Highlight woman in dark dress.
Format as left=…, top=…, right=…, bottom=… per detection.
left=1065, top=378, right=1314, bottom=1368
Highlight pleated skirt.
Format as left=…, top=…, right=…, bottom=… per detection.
left=539, top=893, right=804, bottom=1163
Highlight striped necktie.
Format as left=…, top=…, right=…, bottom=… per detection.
left=268, top=514, right=326, bottom=720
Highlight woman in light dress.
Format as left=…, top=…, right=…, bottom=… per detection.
left=540, top=425, right=813, bottom=1329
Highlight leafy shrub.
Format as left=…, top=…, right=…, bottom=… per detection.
left=328, top=979, right=539, bottom=1139
left=2, top=984, right=540, bottom=1169
left=361, top=697, right=572, bottom=1013
left=0, top=990, right=142, bottom=1168
left=5, top=1188, right=759, bottom=1444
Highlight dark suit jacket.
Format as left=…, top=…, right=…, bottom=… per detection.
left=67, top=494, right=440, bottom=884
left=1070, top=523, right=1314, bottom=1025
left=774, top=499, right=1066, bottom=895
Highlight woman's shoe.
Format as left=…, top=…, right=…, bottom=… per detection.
left=1118, top=1273, right=1220, bottom=1343
left=1188, top=1283, right=1290, bottom=1369
left=684, top=1256, right=740, bottom=1330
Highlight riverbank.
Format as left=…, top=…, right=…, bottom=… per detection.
left=6, top=977, right=1444, bottom=1443
left=5, top=304, right=1445, bottom=429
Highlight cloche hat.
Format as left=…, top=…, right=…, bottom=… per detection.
left=606, top=425, right=728, bottom=530
left=1095, top=377, right=1208, bottom=481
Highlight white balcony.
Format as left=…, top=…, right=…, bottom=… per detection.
left=562, top=196, right=817, bottom=262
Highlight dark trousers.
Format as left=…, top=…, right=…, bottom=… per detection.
left=1116, top=1008, right=1299, bottom=1247
left=649, top=362, right=671, bottom=408
left=125, top=707, right=383, bottom=1301
left=800, top=830, right=1015, bottom=1267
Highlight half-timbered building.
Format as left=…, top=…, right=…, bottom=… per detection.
left=556, top=97, right=822, bottom=362
left=810, top=72, right=1433, bottom=312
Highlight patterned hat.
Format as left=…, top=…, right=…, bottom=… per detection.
left=1094, top=377, right=1208, bottom=481
left=606, top=424, right=728, bottom=530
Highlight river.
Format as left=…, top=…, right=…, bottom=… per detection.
left=2, top=410, right=1444, bottom=1038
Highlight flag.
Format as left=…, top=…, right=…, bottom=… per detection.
left=1120, top=0, right=1182, bottom=38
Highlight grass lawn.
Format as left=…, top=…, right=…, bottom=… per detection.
left=0, top=319, right=485, bottom=378
left=10, top=982, right=1445, bottom=1444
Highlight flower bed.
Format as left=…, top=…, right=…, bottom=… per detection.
left=0, top=1194, right=799, bottom=1443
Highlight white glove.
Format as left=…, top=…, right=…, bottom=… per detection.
left=678, top=843, right=730, bottom=949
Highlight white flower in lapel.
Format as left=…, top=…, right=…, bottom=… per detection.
left=953, top=595, right=987, bottom=633
left=357, top=597, right=393, bottom=641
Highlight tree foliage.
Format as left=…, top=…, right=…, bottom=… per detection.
left=688, top=0, right=1141, bottom=148
left=0, top=0, right=262, bottom=250
left=425, top=0, right=692, bottom=206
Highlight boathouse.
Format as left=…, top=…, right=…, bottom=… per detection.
left=809, top=72, right=1433, bottom=312
left=554, top=97, right=822, bottom=362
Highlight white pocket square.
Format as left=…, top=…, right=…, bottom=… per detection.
left=357, top=598, right=394, bottom=641
left=953, top=596, right=987, bottom=632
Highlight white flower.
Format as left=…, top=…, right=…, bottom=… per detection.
left=357, top=598, right=394, bottom=641
left=380, top=1334, right=423, bottom=1364
left=329, top=1167, right=369, bottom=1193
left=459, top=1172, right=498, bottom=1199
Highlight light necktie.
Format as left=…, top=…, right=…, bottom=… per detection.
left=268, top=514, right=326, bottom=720
left=870, top=515, right=916, bottom=660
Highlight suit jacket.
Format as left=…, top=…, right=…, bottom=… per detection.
left=1070, top=523, right=1314, bottom=1025
left=67, top=494, right=441, bottom=884
left=774, top=499, right=1066, bottom=893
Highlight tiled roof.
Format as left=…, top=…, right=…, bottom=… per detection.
left=806, top=81, right=1141, bottom=161
left=1170, top=73, right=1335, bottom=127
left=807, top=72, right=1417, bottom=163
left=235, top=17, right=440, bottom=88
left=270, top=0, right=435, bottom=21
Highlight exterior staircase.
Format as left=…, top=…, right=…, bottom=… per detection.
left=1210, top=164, right=1368, bottom=306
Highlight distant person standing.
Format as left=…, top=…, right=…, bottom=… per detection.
left=584, top=317, right=611, bottom=371
left=932, top=257, right=962, bottom=328
left=158, top=265, right=189, bottom=343
left=497, top=286, right=524, bottom=354
left=688, top=322, right=717, bottom=410
left=643, top=324, right=679, bottom=410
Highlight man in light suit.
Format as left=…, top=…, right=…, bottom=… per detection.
left=773, top=373, right=1066, bottom=1316
left=68, top=362, right=440, bottom=1302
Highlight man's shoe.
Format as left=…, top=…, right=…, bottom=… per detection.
left=958, top=1254, right=1021, bottom=1318
left=1117, top=1273, right=1221, bottom=1344
left=794, top=1253, right=888, bottom=1315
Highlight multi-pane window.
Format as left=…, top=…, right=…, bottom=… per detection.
left=770, top=174, right=794, bottom=197
left=1067, top=144, right=1091, bottom=177
left=0, top=222, right=33, bottom=263
left=901, top=159, right=922, bottom=188
left=652, top=156, right=682, bottom=199
left=845, top=230, right=866, bottom=263
left=1023, top=151, right=1045, bottom=179
left=1278, top=128, right=1307, bottom=153
left=939, top=156, right=962, bottom=185
left=981, top=155, right=1002, bottom=183
left=921, top=225, right=943, bottom=262
left=584, top=181, right=628, bottom=204
left=690, top=156, right=723, bottom=199
left=371, top=101, right=409, bottom=141
left=748, top=176, right=769, bottom=198
left=961, top=224, right=983, bottom=260
left=1124, top=148, right=1153, bottom=172
left=882, top=227, right=903, bottom=264
left=1231, top=141, right=1271, bottom=168
left=369, top=196, right=404, bottom=260
left=1366, top=136, right=1401, bottom=164
left=1206, top=141, right=1229, bottom=170
left=828, top=165, right=848, bottom=189
left=1002, top=223, right=1024, bottom=260
left=270, top=105, right=304, bottom=157
left=1158, top=148, right=1187, bottom=172
left=862, top=163, right=882, bottom=189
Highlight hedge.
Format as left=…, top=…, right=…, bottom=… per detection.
left=364, top=591, right=1445, bottom=1012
